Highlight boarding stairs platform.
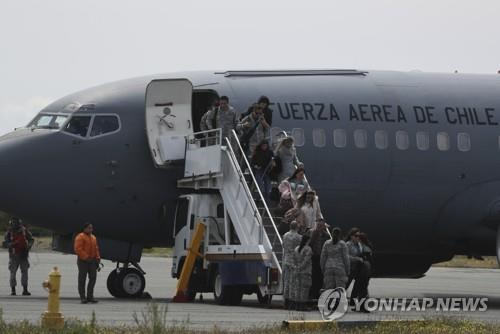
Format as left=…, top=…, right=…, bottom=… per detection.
left=177, top=129, right=283, bottom=294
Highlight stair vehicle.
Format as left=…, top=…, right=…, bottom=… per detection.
left=170, top=129, right=283, bottom=305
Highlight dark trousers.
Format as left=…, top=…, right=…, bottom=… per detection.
left=9, top=255, right=29, bottom=288
left=348, top=260, right=371, bottom=300
left=310, top=255, right=323, bottom=299
left=77, top=259, right=98, bottom=299
left=255, top=168, right=271, bottom=204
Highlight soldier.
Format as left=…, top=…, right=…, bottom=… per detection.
left=2, top=217, right=34, bottom=296
left=282, top=221, right=301, bottom=309
left=257, top=96, right=273, bottom=130
left=321, top=227, right=350, bottom=290
left=206, top=96, right=237, bottom=144
left=292, top=234, right=312, bottom=311
left=309, top=220, right=330, bottom=299
left=199, top=97, right=219, bottom=146
left=251, top=139, right=275, bottom=204
left=239, top=96, right=273, bottom=130
left=238, top=103, right=268, bottom=156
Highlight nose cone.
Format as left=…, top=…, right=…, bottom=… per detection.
left=0, top=138, right=23, bottom=213
left=0, top=131, right=47, bottom=215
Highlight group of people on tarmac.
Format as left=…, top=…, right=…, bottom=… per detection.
left=276, top=152, right=373, bottom=312
left=3, top=218, right=101, bottom=304
left=282, top=221, right=373, bottom=312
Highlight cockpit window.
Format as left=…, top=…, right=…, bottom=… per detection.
left=63, top=115, right=92, bottom=137
left=90, top=115, right=119, bottom=137
left=28, top=114, right=68, bottom=129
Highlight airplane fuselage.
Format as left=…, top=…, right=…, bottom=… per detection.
left=1, top=69, right=500, bottom=277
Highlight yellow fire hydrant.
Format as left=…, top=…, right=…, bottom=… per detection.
left=41, top=266, right=65, bottom=329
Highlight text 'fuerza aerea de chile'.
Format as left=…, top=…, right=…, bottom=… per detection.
left=270, top=102, right=499, bottom=126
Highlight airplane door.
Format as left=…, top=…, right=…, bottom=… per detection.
left=145, top=79, right=193, bottom=166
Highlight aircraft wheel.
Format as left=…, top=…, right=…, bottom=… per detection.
left=116, top=268, right=146, bottom=298
left=213, top=272, right=242, bottom=305
left=106, top=269, right=122, bottom=298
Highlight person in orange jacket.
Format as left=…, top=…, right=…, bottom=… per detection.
left=74, top=222, right=100, bottom=304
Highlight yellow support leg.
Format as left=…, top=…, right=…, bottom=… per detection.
left=173, top=219, right=206, bottom=302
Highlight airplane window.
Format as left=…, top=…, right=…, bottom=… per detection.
left=333, top=129, right=347, bottom=148
left=374, top=130, right=388, bottom=149
left=416, top=132, right=429, bottom=151
left=63, top=115, right=92, bottom=137
left=292, top=128, right=305, bottom=147
left=396, top=131, right=409, bottom=150
left=437, top=132, right=450, bottom=151
left=354, top=129, right=367, bottom=149
left=53, top=116, right=68, bottom=128
left=457, top=133, right=471, bottom=152
left=33, top=115, right=52, bottom=127
left=28, top=114, right=69, bottom=129
left=312, top=128, right=326, bottom=147
left=90, top=115, right=120, bottom=137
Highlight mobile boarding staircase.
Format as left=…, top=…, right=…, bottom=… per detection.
left=174, top=129, right=283, bottom=303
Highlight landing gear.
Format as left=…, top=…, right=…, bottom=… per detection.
left=106, top=264, right=146, bottom=298
left=106, top=269, right=120, bottom=297
left=213, top=272, right=243, bottom=305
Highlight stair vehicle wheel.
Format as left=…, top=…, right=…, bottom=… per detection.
left=213, top=272, right=226, bottom=304
left=213, top=272, right=243, bottom=305
left=185, top=289, right=197, bottom=302
left=106, top=269, right=122, bottom=297
left=117, top=268, right=146, bottom=298
left=256, top=289, right=272, bottom=305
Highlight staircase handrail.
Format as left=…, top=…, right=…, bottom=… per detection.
left=223, top=138, right=265, bottom=244
left=227, top=130, right=283, bottom=246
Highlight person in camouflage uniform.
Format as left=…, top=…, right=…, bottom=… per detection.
left=237, top=104, right=268, bottom=156
left=309, top=220, right=331, bottom=299
left=321, top=227, right=350, bottom=290
left=2, top=218, right=34, bottom=296
left=199, top=97, right=219, bottom=146
left=282, top=221, right=301, bottom=309
left=206, top=95, right=237, bottom=144
left=292, top=234, right=312, bottom=311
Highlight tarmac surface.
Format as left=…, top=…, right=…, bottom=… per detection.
left=1, top=251, right=500, bottom=330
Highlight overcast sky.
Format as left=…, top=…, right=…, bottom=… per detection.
left=1, top=0, right=500, bottom=135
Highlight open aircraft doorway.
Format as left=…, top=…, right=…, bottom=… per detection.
left=145, top=79, right=193, bottom=166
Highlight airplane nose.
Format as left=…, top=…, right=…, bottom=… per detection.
left=0, top=136, right=32, bottom=214
left=0, top=140, right=15, bottom=212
